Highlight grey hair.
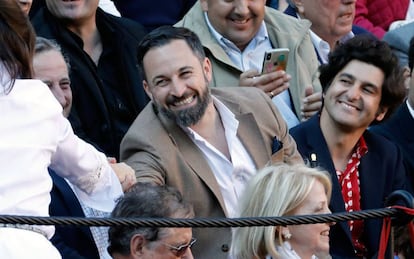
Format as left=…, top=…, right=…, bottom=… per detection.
left=34, top=36, right=71, bottom=71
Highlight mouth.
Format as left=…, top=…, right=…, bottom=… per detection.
left=230, top=18, right=250, bottom=24
left=170, top=95, right=196, bottom=109
left=338, top=100, right=361, bottom=111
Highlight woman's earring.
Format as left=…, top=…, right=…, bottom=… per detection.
left=282, top=231, right=292, bottom=240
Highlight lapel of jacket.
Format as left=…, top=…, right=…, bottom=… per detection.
left=304, top=116, right=353, bottom=241
left=158, top=111, right=229, bottom=215
left=398, top=104, right=414, bottom=142
left=218, top=96, right=270, bottom=169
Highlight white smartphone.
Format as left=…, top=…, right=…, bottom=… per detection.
left=261, top=48, right=289, bottom=74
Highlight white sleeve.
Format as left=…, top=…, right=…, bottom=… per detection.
left=49, top=116, right=123, bottom=212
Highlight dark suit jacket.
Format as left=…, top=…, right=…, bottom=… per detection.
left=49, top=170, right=99, bottom=259
left=290, top=115, right=406, bottom=259
left=370, top=103, right=414, bottom=191
left=120, top=87, right=303, bottom=259
left=31, top=8, right=149, bottom=159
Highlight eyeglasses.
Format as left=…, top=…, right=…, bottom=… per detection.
left=162, top=238, right=197, bottom=257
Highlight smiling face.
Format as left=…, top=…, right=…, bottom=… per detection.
left=33, top=49, right=72, bottom=117
left=321, top=60, right=386, bottom=132
left=200, top=0, right=266, bottom=51
left=287, top=180, right=332, bottom=258
left=142, top=39, right=213, bottom=127
left=45, top=0, right=98, bottom=22
left=295, top=0, right=355, bottom=46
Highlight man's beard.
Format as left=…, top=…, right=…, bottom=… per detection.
left=157, top=85, right=211, bottom=127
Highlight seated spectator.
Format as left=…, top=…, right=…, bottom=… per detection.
left=370, top=36, right=414, bottom=191
left=290, top=35, right=407, bottom=258
left=108, top=183, right=195, bottom=259
left=354, top=0, right=412, bottom=39
left=285, top=0, right=370, bottom=64
left=113, top=0, right=197, bottom=32
left=176, top=0, right=322, bottom=128
left=231, top=163, right=333, bottom=259
left=120, top=26, right=303, bottom=259
left=33, top=37, right=131, bottom=259
left=0, top=1, right=133, bottom=257
left=383, top=21, right=414, bottom=67
left=31, top=0, right=149, bottom=160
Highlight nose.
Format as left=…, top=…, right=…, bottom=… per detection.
left=51, top=85, right=67, bottom=108
left=170, top=77, right=187, bottom=97
left=325, top=207, right=336, bottom=226
left=183, top=248, right=194, bottom=259
left=234, top=0, right=249, bottom=16
left=345, top=84, right=361, bottom=100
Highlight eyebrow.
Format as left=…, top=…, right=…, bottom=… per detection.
left=338, top=72, right=380, bottom=90
left=151, top=66, right=194, bottom=85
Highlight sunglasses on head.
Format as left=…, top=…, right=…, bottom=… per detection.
left=162, top=237, right=197, bottom=257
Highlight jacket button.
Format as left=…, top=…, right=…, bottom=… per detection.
left=221, top=244, right=229, bottom=252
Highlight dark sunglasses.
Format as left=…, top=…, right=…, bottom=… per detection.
left=162, top=237, right=197, bottom=257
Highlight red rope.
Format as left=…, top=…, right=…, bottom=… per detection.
left=378, top=206, right=414, bottom=259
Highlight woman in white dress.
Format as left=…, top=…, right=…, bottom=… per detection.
left=0, top=0, right=134, bottom=257
left=231, top=163, right=334, bottom=259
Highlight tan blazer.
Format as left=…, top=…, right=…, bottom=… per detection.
left=120, top=87, right=302, bottom=259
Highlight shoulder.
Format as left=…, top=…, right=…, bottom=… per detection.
left=264, top=7, right=311, bottom=34
left=364, top=130, right=400, bottom=153
left=290, top=116, right=316, bottom=137
left=212, top=87, right=276, bottom=111
left=97, top=9, right=147, bottom=39
left=383, top=22, right=414, bottom=47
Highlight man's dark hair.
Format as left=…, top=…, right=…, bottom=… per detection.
left=319, top=34, right=406, bottom=121
left=136, top=26, right=206, bottom=80
left=107, top=183, right=194, bottom=256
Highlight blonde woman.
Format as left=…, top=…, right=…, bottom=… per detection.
left=231, top=163, right=333, bottom=259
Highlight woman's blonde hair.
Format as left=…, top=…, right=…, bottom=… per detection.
left=231, top=163, right=332, bottom=259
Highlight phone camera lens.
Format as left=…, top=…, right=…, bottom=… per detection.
left=266, top=53, right=271, bottom=60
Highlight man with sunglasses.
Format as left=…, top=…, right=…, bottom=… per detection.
left=108, top=183, right=195, bottom=258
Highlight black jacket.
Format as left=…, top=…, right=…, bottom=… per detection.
left=32, top=8, right=149, bottom=159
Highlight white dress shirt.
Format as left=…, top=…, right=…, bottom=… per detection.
left=184, top=97, right=256, bottom=217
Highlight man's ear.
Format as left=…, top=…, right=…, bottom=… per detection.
left=143, top=80, right=153, bottom=100
left=203, top=57, right=212, bottom=83
left=375, top=106, right=388, bottom=122
left=292, top=0, right=305, bottom=14
left=130, top=234, right=146, bottom=257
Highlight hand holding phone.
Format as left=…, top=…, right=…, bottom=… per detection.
left=261, top=48, right=289, bottom=74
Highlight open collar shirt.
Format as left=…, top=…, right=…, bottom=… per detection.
left=183, top=97, right=256, bottom=217
left=203, top=12, right=299, bottom=128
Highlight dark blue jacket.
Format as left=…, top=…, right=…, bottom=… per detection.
left=290, top=115, right=406, bottom=259
left=370, top=103, right=414, bottom=191
left=49, top=170, right=99, bottom=259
